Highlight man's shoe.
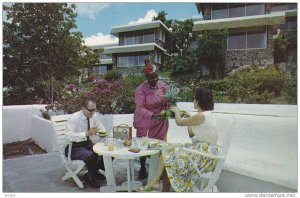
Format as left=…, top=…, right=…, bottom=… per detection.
left=84, top=173, right=100, bottom=188
left=138, top=168, right=148, bottom=180
left=95, top=172, right=106, bottom=181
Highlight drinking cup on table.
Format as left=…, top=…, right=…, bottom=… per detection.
left=107, top=142, right=115, bottom=151
left=106, top=138, right=115, bottom=151
left=116, top=139, right=123, bottom=150
left=131, top=140, right=137, bottom=149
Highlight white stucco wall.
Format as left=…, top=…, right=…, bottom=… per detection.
left=31, top=116, right=55, bottom=152
left=2, top=103, right=297, bottom=190
left=3, top=105, right=45, bottom=143
left=176, top=102, right=297, bottom=190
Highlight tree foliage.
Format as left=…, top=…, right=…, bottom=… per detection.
left=3, top=3, right=101, bottom=105
left=196, top=29, right=228, bottom=79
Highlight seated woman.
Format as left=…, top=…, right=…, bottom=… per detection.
left=140, top=87, right=221, bottom=192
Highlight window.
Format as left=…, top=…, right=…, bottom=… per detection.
left=279, top=17, right=297, bottom=31
left=212, top=4, right=228, bottom=19
left=139, top=54, right=150, bottom=66
left=124, top=32, right=134, bottom=45
left=273, top=3, right=297, bottom=11
left=92, top=66, right=107, bottom=74
left=247, top=28, right=266, bottom=49
left=101, top=54, right=112, bottom=59
left=143, top=29, right=155, bottom=43
left=158, top=30, right=165, bottom=42
left=228, top=32, right=246, bottom=50
left=287, top=19, right=297, bottom=30
left=287, top=3, right=297, bottom=10
left=129, top=54, right=138, bottom=66
left=162, top=31, right=165, bottom=42
left=228, top=27, right=267, bottom=50
left=117, top=52, right=150, bottom=67
left=118, top=55, right=128, bottom=67
left=229, top=3, right=245, bottom=18
left=134, top=31, right=143, bottom=44
left=92, top=66, right=99, bottom=74
left=154, top=51, right=161, bottom=63
left=273, top=3, right=287, bottom=12
left=99, top=66, right=108, bottom=74
left=246, top=3, right=265, bottom=16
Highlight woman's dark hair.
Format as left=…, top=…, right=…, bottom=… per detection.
left=194, top=87, right=214, bottom=111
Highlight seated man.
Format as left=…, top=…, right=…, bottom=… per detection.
left=65, top=97, right=106, bottom=188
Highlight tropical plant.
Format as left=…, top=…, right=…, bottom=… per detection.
left=163, top=84, right=182, bottom=105
left=196, top=29, right=228, bottom=79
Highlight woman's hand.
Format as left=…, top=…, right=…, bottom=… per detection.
left=152, top=113, right=167, bottom=120
left=170, top=106, right=180, bottom=113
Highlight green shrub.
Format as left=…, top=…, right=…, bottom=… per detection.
left=253, top=65, right=283, bottom=96
left=281, top=75, right=297, bottom=104
left=177, top=86, right=194, bottom=102
left=104, top=69, right=122, bottom=81
left=124, top=70, right=144, bottom=88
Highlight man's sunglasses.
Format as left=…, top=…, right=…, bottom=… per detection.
left=84, top=106, right=97, bottom=113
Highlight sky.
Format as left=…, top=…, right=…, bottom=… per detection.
left=73, top=2, right=200, bottom=46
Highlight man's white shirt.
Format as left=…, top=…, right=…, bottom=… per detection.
left=65, top=110, right=106, bottom=144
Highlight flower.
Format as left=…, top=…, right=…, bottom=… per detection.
left=68, top=83, right=77, bottom=90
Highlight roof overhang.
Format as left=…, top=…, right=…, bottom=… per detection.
left=285, top=9, right=297, bottom=17
left=193, top=11, right=286, bottom=32
left=103, top=43, right=167, bottom=54
left=100, top=59, right=113, bottom=65
left=111, top=20, right=170, bottom=36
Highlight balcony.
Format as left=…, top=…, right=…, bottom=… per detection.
left=193, top=11, right=286, bottom=32
left=103, top=43, right=167, bottom=54
left=2, top=103, right=297, bottom=193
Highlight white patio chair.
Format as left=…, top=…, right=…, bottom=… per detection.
left=182, top=114, right=235, bottom=192
left=51, top=115, right=86, bottom=189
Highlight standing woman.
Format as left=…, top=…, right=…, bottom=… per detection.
left=133, top=58, right=170, bottom=179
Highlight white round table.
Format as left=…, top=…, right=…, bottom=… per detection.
left=93, top=140, right=160, bottom=192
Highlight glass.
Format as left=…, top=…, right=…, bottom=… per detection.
left=246, top=3, right=265, bottom=16
left=131, top=139, right=137, bottom=149
left=287, top=3, right=297, bottom=10
left=106, top=138, right=115, bottom=151
left=116, top=138, right=123, bottom=150
left=138, top=53, right=150, bottom=66
left=228, top=31, right=246, bottom=50
left=247, top=28, right=266, bottom=49
left=118, top=55, right=128, bottom=67
left=143, top=30, right=155, bottom=43
left=134, top=31, right=143, bottom=44
left=129, top=54, right=138, bottom=67
left=212, top=4, right=228, bottom=19
left=229, top=3, right=245, bottom=18
left=124, top=32, right=134, bottom=45
left=273, top=3, right=287, bottom=12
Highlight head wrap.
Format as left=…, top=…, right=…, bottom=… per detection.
left=143, top=58, right=156, bottom=74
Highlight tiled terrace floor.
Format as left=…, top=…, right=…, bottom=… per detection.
left=3, top=153, right=295, bottom=193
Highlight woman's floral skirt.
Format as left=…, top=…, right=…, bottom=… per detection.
left=159, top=141, right=222, bottom=192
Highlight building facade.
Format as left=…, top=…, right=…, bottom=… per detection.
left=90, top=43, right=117, bottom=75
left=103, top=20, right=171, bottom=74
left=193, top=3, right=297, bottom=68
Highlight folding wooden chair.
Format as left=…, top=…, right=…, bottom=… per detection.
left=51, top=115, right=86, bottom=188
left=182, top=114, right=235, bottom=192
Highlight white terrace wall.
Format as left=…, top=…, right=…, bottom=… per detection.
left=3, top=105, right=45, bottom=143
left=2, top=103, right=297, bottom=190
left=176, top=103, right=298, bottom=190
